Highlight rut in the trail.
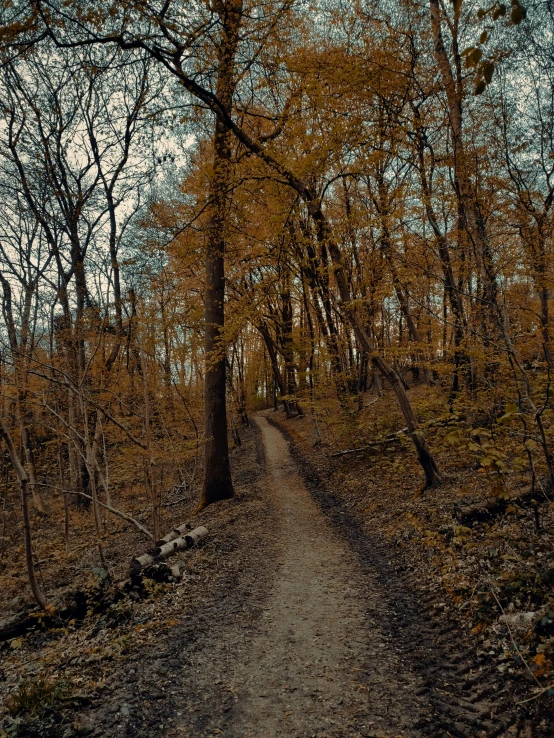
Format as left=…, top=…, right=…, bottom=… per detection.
left=221, top=413, right=423, bottom=738
left=272, top=415, right=516, bottom=738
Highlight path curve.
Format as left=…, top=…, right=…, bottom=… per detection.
left=222, top=412, right=422, bottom=737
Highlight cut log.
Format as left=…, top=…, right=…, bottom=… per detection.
left=185, top=526, right=208, bottom=548
left=0, top=613, right=36, bottom=643
left=155, top=531, right=179, bottom=547
left=170, top=564, right=183, bottom=581
left=158, top=535, right=189, bottom=558
left=155, top=522, right=192, bottom=547
left=131, top=552, right=157, bottom=570
left=131, top=526, right=208, bottom=572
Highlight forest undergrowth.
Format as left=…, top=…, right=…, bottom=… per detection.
left=0, top=424, right=268, bottom=738
left=270, top=380, right=554, bottom=731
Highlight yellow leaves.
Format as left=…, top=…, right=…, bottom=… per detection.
left=405, top=512, right=423, bottom=533
left=490, top=485, right=509, bottom=500
left=455, top=525, right=472, bottom=537
left=423, top=529, right=442, bottom=548
left=445, top=424, right=508, bottom=474
left=446, top=428, right=463, bottom=445
left=10, top=637, right=24, bottom=649
left=454, top=525, right=472, bottom=546
left=498, top=402, right=519, bottom=424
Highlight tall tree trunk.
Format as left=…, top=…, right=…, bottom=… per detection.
left=0, top=271, right=47, bottom=512
left=411, top=104, right=467, bottom=393
left=198, top=0, right=243, bottom=510
left=429, top=0, right=497, bottom=312
left=535, top=229, right=551, bottom=363
left=281, top=281, right=297, bottom=398
left=0, top=414, right=48, bottom=609
left=297, top=236, right=347, bottom=397
left=259, top=327, right=280, bottom=394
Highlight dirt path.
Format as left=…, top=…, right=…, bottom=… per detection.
left=221, top=412, right=422, bottom=737
left=53, top=416, right=510, bottom=738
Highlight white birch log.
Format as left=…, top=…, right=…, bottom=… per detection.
left=184, top=526, right=208, bottom=548
left=155, top=522, right=192, bottom=547
left=131, top=526, right=208, bottom=571
left=170, top=564, right=182, bottom=580
left=157, top=535, right=189, bottom=558
left=131, top=552, right=157, bottom=570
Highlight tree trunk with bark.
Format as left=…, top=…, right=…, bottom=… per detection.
left=198, top=0, right=243, bottom=510
left=0, top=414, right=48, bottom=609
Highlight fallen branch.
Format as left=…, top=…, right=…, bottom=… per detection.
left=364, top=397, right=381, bottom=408
left=69, top=491, right=154, bottom=542
left=0, top=590, right=89, bottom=643
left=517, top=684, right=554, bottom=704
left=491, top=587, right=540, bottom=687
left=330, top=428, right=408, bottom=457
left=454, top=487, right=547, bottom=525
left=162, top=496, right=188, bottom=508
left=0, top=613, right=36, bottom=642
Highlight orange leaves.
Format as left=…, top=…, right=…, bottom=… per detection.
left=530, top=652, right=552, bottom=678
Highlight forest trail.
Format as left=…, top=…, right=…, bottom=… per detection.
left=67, top=416, right=504, bottom=738
left=221, top=412, right=421, bottom=737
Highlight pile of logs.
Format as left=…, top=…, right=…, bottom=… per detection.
left=0, top=522, right=209, bottom=642
left=129, top=523, right=208, bottom=582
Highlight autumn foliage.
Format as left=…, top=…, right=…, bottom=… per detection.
left=0, top=2, right=553, bottom=690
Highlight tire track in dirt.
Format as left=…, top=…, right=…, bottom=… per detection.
left=270, top=414, right=519, bottom=738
